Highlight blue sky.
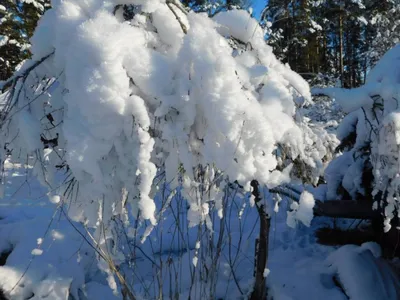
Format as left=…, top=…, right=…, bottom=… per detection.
left=250, top=0, right=267, bottom=19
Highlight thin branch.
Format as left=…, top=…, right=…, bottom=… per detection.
left=166, top=2, right=188, bottom=34
left=0, top=52, right=54, bottom=93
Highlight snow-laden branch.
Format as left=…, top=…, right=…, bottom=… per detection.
left=0, top=0, right=326, bottom=227
left=0, top=52, right=54, bottom=93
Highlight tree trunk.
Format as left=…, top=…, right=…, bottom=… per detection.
left=338, top=7, right=344, bottom=87
left=250, top=180, right=270, bottom=300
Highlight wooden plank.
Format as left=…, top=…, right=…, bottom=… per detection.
left=314, top=200, right=378, bottom=219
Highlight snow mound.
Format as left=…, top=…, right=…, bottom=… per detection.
left=325, top=243, right=400, bottom=300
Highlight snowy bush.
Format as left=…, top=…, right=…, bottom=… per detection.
left=0, top=0, right=334, bottom=297
left=315, top=44, right=400, bottom=232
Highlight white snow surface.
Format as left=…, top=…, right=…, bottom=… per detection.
left=0, top=161, right=117, bottom=300
left=0, top=161, right=375, bottom=300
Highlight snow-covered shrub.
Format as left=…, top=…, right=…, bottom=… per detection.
left=314, top=44, right=400, bottom=232
left=0, top=0, right=333, bottom=296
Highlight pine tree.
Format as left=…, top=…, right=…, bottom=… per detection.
left=364, top=0, right=400, bottom=70
left=182, top=0, right=248, bottom=14
left=262, top=1, right=327, bottom=79
left=262, top=0, right=400, bottom=88
left=0, top=0, right=50, bottom=81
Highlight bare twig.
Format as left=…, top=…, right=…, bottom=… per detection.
left=166, top=2, right=188, bottom=34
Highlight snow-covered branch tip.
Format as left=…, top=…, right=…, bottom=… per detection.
left=0, top=51, right=54, bottom=93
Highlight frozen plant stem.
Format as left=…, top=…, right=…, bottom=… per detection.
left=166, top=1, right=187, bottom=34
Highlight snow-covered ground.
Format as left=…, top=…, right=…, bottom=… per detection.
left=1, top=160, right=394, bottom=300
left=0, top=1, right=399, bottom=299
left=0, top=161, right=118, bottom=300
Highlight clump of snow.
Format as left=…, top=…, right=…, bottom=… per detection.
left=263, top=268, right=270, bottom=278
left=296, top=191, right=315, bottom=226
left=287, top=191, right=315, bottom=228
left=31, top=248, right=43, bottom=256
left=213, top=9, right=259, bottom=43
left=192, top=256, right=198, bottom=267
left=249, top=194, right=256, bottom=207
left=49, top=194, right=61, bottom=204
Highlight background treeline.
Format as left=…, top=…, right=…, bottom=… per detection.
left=0, top=0, right=50, bottom=80
left=262, top=0, right=400, bottom=88
left=1, top=0, right=399, bottom=88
